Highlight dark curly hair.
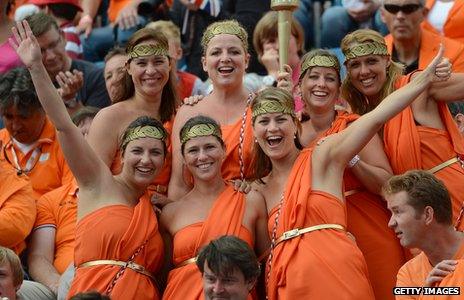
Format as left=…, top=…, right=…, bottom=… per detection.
left=0, top=68, right=42, bottom=117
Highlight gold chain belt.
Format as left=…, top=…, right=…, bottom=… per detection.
left=275, top=224, right=345, bottom=246
left=428, top=157, right=459, bottom=174
left=79, top=260, right=156, bottom=281
left=174, top=256, right=197, bottom=269
left=344, top=188, right=363, bottom=197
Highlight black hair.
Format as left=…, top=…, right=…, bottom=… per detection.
left=0, top=68, right=42, bottom=117
left=47, top=3, right=79, bottom=21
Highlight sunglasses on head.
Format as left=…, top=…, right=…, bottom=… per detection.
left=383, top=3, right=422, bottom=14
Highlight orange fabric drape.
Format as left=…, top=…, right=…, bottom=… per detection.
left=266, top=148, right=374, bottom=300
left=311, top=111, right=408, bottom=300
left=68, top=197, right=164, bottom=299
left=163, top=185, right=253, bottom=300
left=384, top=77, right=464, bottom=230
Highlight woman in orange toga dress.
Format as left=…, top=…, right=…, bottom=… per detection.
left=11, top=20, right=167, bottom=299
left=250, top=45, right=450, bottom=299
left=297, top=49, right=407, bottom=300
left=341, top=29, right=464, bottom=231
left=161, top=115, right=269, bottom=300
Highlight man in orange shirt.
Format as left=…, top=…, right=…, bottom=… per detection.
left=0, top=152, right=36, bottom=255
left=381, top=0, right=464, bottom=73
left=28, top=180, right=78, bottom=296
left=0, top=67, right=74, bottom=197
left=384, top=170, right=464, bottom=299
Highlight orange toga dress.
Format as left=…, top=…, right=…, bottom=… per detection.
left=162, top=185, right=253, bottom=300
left=266, top=148, right=374, bottom=300
left=312, top=111, right=408, bottom=300
left=384, top=77, right=464, bottom=231
left=68, top=196, right=164, bottom=299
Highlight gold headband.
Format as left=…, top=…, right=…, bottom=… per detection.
left=344, top=41, right=389, bottom=61
left=252, top=100, right=295, bottom=119
left=201, top=21, right=248, bottom=52
left=300, top=55, right=340, bottom=79
left=128, top=44, right=168, bottom=59
left=122, top=125, right=166, bottom=149
left=180, top=123, right=222, bottom=145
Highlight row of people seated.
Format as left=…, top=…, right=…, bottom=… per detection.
left=0, top=11, right=462, bottom=300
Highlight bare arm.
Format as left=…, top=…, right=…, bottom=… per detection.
left=246, top=189, right=270, bottom=257
left=76, top=0, right=102, bottom=36
left=86, top=108, right=120, bottom=167
left=349, top=132, right=393, bottom=195
left=28, top=228, right=61, bottom=294
left=428, top=73, right=464, bottom=102
left=313, top=46, right=446, bottom=192
left=80, top=0, right=102, bottom=19
left=167, top=108, right=192, bottom=201
left=10, top=21, right=110, bottom=189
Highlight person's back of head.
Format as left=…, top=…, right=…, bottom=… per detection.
left=0, top=246, right=24, bottom=300
left=45, top=3, right=80, bottom=22
left=196, top=235, right=260, bottom=300
left=29, top=0, right=82, bottom=22
left=146, top=20, right=183, bottom=61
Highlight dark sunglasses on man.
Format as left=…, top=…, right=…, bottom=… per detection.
left=383, top=3, right=422, bottom=14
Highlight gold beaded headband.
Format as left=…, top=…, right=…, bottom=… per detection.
left=122, top=125, right=167, bottom=150
left=128, top=44, right=169, bottom=60
left=201, top=21, right=248, bottom=52
left=343, top=41, right=389, bottom=61
left=252, top=99, right=295, bottom=119
left=300, top=55, right=340, bottom=80
left=180, top=123, right=223, bottom=145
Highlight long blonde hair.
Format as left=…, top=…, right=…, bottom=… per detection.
left=341, top=29, right=404, bottom=115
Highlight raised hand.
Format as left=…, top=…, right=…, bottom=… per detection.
left=9, top=20, right=42, bottom=69
left=276, top=64, right=294, bottom=94
left=414, top=44, right=448, bottom=86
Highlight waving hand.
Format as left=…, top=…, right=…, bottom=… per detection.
left=9, top=21, right=42, bottom=69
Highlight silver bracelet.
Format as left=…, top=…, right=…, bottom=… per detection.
left=348, top=154, right=360, bottom=168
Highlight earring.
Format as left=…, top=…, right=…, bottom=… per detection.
left=254, top=137, right=258, bottom=143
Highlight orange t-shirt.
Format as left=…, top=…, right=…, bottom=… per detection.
left=0, top=160, right=36, bottom=254
left=34, top=181, right=78, bottom=274
left=0, top=118, right=74, bottom=198
left=384, top=29, right=464, bottom=72
left=396, top=240, right=464, bottom=300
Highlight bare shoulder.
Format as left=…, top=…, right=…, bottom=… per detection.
left=160, top=199, right=182, bottom=226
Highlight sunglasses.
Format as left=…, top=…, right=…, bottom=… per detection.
left=383, top=4, right=422, bottom=14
